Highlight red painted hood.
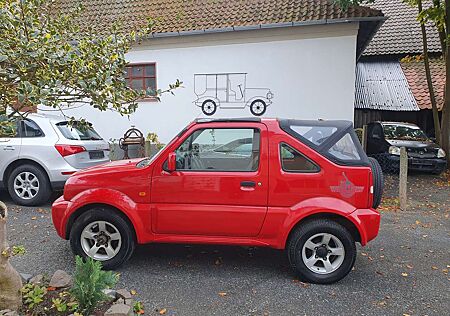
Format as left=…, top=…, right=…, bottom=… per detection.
left=75, top=158, right=144, bottom=176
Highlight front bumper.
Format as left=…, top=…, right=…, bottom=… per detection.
left=347, top=208, right=380, bottom=246
left=52, top=195, right=71, bottom=239
left=383, top=154, right=447, bottom=173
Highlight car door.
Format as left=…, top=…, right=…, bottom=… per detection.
left=151, top=123, right=269, bottom=237
left=0, top=121, right=21, bottom=183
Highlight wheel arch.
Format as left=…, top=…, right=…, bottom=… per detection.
left=285, top=212, right=361, bottom=249
left=65, top=203, right=137, bottom=242
left=3, top=158, right=51, bottom=186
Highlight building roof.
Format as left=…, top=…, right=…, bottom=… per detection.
left=364, top=0, right=442, bottom=56
left=400, top=58, right=445, bottom=110
left=355, top=61, right=420, bottom=111
left=56, top=0, right=385, bottom=56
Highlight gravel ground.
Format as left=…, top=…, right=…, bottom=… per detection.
left=2, top=172, right=449, bottom=316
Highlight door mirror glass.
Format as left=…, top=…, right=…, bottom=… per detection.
left=167, top=152, right=176, bottom=172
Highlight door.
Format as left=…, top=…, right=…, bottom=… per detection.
left=151, top=125, right=268, bottom=237
left=0, top=121, right=21, bottom=180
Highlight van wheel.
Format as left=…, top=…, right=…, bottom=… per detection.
left=7, top=164, right=51, bottom=206
left=287, top=219, right=356, bottom=284
left=70, top=208, right=135, bottom=270
left=201, top=100, right=217, bottom=116
left=250, top=99, right=266, bottom=116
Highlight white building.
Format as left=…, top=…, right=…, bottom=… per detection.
left=48, top=0, right=385, bottom=142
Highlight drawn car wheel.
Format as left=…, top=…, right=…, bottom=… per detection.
left=70, top=208, right=135, bottom=270
left=287, top=219, right=356, bottom=284
left=250, top=99, right=267, bottom=116
left=201, top=100, right=217, bottom=116
left=7, top=164, right=51, bottom=206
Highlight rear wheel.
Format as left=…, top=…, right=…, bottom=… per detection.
left=7, top=164, right=51, bottom=206
left=287, top=219, right=356, bottom=284
left=250, top=99, right=267, bottom=116
left=201, top=100, right=217, bottom=116
left=70, top=208, right=135, bottom=270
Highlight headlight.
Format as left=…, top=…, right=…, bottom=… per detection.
left=266, top=92, right=274, bottom=99
left=437, top=148, right=446, bottom=158
left=389, top=146, right=401, bottom=156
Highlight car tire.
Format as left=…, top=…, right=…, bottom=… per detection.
left=201, top=100, right=217, bottom=116
left=7, top=164, right=52, bottom=206
left=287, top=219, right=356, bottom=284
left=368, top=157, right=384, bottom=209
left=250, top=99, right=267, bottom=116
left=70, top=208, right=135, bottom=270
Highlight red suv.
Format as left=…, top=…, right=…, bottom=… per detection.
left=52, top=118, right=383, bottom=284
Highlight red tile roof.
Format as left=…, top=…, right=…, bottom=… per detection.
left=400, top=58, right=445, bottom=110
left=55, top=0, right=384, bottom=34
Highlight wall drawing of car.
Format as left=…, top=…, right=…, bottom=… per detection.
left=193, top=73, right=274, bottom=116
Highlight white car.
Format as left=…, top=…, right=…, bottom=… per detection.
left=0, top=113, right=110, bottom=206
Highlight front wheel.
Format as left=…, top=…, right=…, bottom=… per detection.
left=201, top=100, right=217, bottom=116
left=70, top=208, right=135, bottom=270
left=287, top=219, right=356, bottom=284
left=250, top=99, right=267, bottom=116
left=7, top=164, right=51, bottom=206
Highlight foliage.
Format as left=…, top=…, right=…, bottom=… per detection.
left=0, top=0, right=181, bottom=134
left=70, top=256, right=119, bottom=315
left=21, top=283, right=47, bottom=309
left=11, top=245, right=26, bottom=256
left=334, top=0, right=374, bottom=10
left=133, top=301, right=145, bottom=315
left=404, top=0, right=445, bottom=31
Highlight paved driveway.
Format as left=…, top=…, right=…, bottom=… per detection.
left=3, top=173, right=450, bottom=316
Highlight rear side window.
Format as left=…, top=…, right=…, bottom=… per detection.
left=175, top=128, right=260, bottom=171
left=328, top=133, right=361, bottom=160
left=280, top=143, right=319, bottom=172
left=20, top=119, right=44, bottom=137
left=290, top=126, right=337, bottom=146
left=56, top=122, right=103, bottom=141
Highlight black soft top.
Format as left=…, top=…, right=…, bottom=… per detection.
left=279, top=119, right=369, bottom=167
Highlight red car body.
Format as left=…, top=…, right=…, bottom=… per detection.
left=53, top=118, right=380, bottom=250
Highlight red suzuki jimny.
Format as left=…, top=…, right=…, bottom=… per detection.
left=52, top=118, right=383, bottom=284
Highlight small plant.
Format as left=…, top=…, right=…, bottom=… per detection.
left=11, top=245, right=26, bottom=256
left=133, top=301, right=145, bottom=315
left=51, top=298, right=68, bottom=312
left=71, top=256, right=119, bottom=315
left=22, top=283, right=47, bottom=309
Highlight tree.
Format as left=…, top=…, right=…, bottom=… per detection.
left=0, top=0, right=181, bottom=135
left=336, top=0, right=450, bottom=165
left=0, top=0, right=180, bottom=310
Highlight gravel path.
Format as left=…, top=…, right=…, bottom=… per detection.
left=2, top=172, right=449, bottom=316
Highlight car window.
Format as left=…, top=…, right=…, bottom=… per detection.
left=175, top=128, right=260, bottom=171
left=56, top=122, right=103, bottom=141
left=383, top=124, right=428, bottom=141
left=328, top=133, right=361, bottom=160
left=20, top=119, right=44, bottom=137
left=290, top=125, right=337, bottom=146
left=280, top=143, right=319, bottom=172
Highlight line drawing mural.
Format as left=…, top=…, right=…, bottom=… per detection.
left=193, top=73, right=274, bottom=116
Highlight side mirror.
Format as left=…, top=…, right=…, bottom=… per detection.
left=167, top=152, right=176, bottom=172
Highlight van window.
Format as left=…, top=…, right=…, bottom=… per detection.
left=328, top=133, right=361, bottom=160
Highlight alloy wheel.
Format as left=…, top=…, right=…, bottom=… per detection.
left=13, top=172, right=40, bottom=200
left=80, top=221, right=122, bottom=261
left=301, top=233, right=345, bottom=274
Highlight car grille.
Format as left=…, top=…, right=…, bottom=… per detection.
left=406, top=147, right=436, bottom=159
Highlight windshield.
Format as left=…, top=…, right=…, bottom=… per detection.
left=56, top=122, right=103, bottom=141
left=383, top=124, right=428, bottom=141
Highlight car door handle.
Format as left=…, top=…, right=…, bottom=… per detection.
left=3, top=146, right=15, bottom=151
left=240, top=181, right=256, bottom=188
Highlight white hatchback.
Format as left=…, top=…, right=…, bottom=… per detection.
left=0, top=113, right=110, bottom=206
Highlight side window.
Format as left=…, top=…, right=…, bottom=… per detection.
left=175, top=128, right=260, bottom=171
left=19, top=119, right=44, bottom=137
left=328, top=133, right=360, bottom=160
left=280, top=143, right=319, bottom=172
left=371, top=124, right=383, bottom=139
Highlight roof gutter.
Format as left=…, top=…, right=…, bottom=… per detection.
left=148, top=16, right=388, bottom=39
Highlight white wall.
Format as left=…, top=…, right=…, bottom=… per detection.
left=45, top=23, right=359, bottom=143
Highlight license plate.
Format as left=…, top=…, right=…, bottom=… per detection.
left=89, top=151, right=104, bottom=159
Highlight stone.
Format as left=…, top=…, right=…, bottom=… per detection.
left=49, top=270, right=72, bottom=288
left=0, top=310, right=19, bottom=316
left=124, top=298, right=134, bottom=306
left=102, top=289, right=117, bottom=300
left=115, top=298, right=124, bottom=305
left=19, top=273, right=33, bottom=283
left=116, top=289, right=132, bottom=300
left=29, top=274, right=44, bottom=285
left=104, top=303, right=132, bottom=316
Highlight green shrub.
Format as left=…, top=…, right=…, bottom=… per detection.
left=21, top=283, right=47, bottom=309
left=71, top=256, right=119, bottom=315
